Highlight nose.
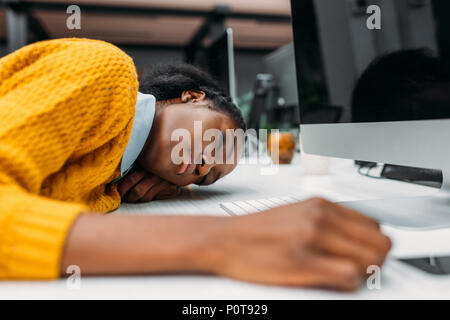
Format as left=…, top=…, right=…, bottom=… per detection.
left=195, top=154, right=214, bottom=177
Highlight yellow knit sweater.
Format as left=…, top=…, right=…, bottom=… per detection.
left=0, top=38, right=138, bottom=279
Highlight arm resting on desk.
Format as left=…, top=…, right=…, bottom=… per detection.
left=61, top=198, right=391, bottom=291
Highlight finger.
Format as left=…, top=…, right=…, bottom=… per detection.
left=140, top=180, right=173, bottom=202
left=326, top=213, right=391, bottom=257
left=287, top=253, right=362, bottom=291
left=304, top=198, right=379, bottom=229
left=335, top=203, right=380, bottom=229
left=117, top=171, right=146, bottom=197
left=312, top=228, right=385, bottom=273
left=125, top=176, right=160, bottom=202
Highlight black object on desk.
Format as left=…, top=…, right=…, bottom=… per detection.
left=381, top=164, right=442, bottom=188
left=355, top=161, right=442, bottom=188
left=400, top=256, right=450, bottom=275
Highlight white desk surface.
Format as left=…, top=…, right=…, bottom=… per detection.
left=3, top=155, right=450, bottom=299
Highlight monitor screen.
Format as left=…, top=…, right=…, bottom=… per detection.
left=263, top=43, right=299, bottom=107
left=291, top=0, right=450, bottom=124
left=192, top=29, right=237, bottom=102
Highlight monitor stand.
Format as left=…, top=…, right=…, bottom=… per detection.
left=339, top=170, right=450, bottom=230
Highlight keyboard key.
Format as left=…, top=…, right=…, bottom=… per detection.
left=246, top=200, right=271, bottom=211
left=220, top=196, right=305, bottom=216
left=256, top=198, right=279, bottom=208
left=267, top=197, right=287, bottom=206
left=280, top=196, right=298, bottom=203
left=220, top=202, right=247, bottom=216
left=233, top=201, right=260, bottom=214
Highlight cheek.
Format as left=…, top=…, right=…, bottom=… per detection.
left=143, top=143, right=174, bottom=177
left=218, top=164, right=238, bottom=179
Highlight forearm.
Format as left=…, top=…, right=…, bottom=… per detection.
left=60, top=214, right=229, bottom=276
left=59, top=199, right=391, bottom=290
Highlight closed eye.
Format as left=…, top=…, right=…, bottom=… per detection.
left=197, top=174, right=208, bottom=186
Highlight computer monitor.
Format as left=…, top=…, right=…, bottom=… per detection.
left=193, top=28, right=237, bottom=103
left=291, top=0, right=450, bottom=229
left=263, top=42, right=299, bottom=107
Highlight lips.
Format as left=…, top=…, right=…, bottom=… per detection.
left=177, top=162, right=196, bottom=176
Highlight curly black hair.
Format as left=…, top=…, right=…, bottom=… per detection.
left=139, top=62, right=246, bottom=130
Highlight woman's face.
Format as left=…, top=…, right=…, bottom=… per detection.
left=137, top=91, right=243, bottom=186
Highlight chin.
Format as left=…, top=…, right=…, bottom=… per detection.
left=164, top=174, right=191, bottom=187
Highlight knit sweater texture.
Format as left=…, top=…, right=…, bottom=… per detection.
left=0, top=38, right=138, bottom=279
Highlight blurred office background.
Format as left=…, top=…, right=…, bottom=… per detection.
left=1, top=0, right=449, bottom=131
left=0, top=0, right=293, bottom=113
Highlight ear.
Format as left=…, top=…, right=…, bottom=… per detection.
left=180, top=90, right=206, bottom=103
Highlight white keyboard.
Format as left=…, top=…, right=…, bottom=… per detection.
left=220, top=196, right=303, bottom=216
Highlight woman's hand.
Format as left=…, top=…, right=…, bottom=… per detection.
left=118, top=168, right=181, bottom=202
left=215, top=197, right=391, bottom=291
